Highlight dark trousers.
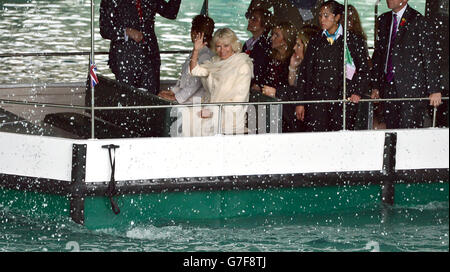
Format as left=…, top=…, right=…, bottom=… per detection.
left=114, top=57, right=160, bottom=95
left=305, top=102, right=342, bottom=131
left=382, top=81, right=426, bottom=129
left=110, top=42, right=160, bottom=95
left=304, top=102, right=358, bottom=132
left=282, top=104, right=307, bottom=132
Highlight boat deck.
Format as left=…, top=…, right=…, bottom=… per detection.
left=0, top=83, right=86, bottom=138
left=0, top=80, right=177, bottom=138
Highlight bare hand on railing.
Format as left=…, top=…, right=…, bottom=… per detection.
left=126, top=28, right=144, bottom=43
left=198, top=108, right=213, bottom=119
left=429, top=92, right=442, bottom=107
left=371, top=89, right=380, bottom=100
left=261, top=85, right=276, bottom=97
left=348, top=94, right=361, bottom=104
left=158, top=90, right=176, bottom=101
left=251, top=84, right=262, bottom=92
left=295, top=105, right=305, bottom=121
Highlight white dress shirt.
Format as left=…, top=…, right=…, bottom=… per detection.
left=385, top=4, right=408, bottom=73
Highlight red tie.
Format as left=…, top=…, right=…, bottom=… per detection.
left=136, top=0, right=143, bottom=22
left=136, top=0, right=145, bottom=43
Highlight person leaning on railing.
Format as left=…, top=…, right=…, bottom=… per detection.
left=370, top=0, right=443, bottom=129
left=260, top=22, right=297, bottom=132
left=297, top=0, right=371, bottom=132
left=187, top=28, right=253, bottom=136
left=283, top=24, right=320, bottom=132
left=157, top=15, right=215, bottom=104
left=243, top=7, right=273, bottom=93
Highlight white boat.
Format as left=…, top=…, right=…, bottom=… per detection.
left=0, top=0, right=448, bottom=229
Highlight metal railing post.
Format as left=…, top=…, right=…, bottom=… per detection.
left=90, top=0, right=95, bottom=139
left=217, top=105, right=223, bottom=135
left=367, top=101, right=374, bottom=130
left=342, top=0, right=349, bottom=131
left=432, top=106, right=437, bottom=127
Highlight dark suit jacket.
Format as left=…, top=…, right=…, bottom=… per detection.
left=100, top=0, right=181, bottom=76
left=371, top=5, right=443, bottom=98
left=295, top=31, right=370, bottom=101
left=243, top=32, right=272, bottom=87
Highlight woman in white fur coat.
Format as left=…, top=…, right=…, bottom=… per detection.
left=185, top=28, right=254, bottom=136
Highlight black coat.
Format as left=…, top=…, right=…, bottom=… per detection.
left=371, top=5, right=443, bottom=98
left=100, top=0, right=181, bottom=93
left=243, top=32, right=272, bottom=87
left=298, top=30, right=371, bottom=101
left=290, top=30, right=370, bottom=132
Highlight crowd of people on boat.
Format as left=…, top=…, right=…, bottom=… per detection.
left=100, top=0, right=444, bottom=136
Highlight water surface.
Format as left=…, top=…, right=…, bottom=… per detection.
left=1, top=0, right=444, bottom=254
left=0, top=0, right=425, bottom=84
left=1, top=201, right=447, bottom=252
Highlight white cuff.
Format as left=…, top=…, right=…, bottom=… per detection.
left=124, top=28, right=129, bottom=42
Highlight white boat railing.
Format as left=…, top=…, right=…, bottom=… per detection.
left=1, top=96, right=448, bottom=134
left=1, top=96, right=447, bottom=109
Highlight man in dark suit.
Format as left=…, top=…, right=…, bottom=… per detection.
left=243, top=7, right=273, bottom=91
left=100, top=0, right=181, bottom=95
left=371, top=0, right=443, bottom=129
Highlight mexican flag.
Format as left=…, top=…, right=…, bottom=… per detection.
left=345, top=44, right=356, bottom=80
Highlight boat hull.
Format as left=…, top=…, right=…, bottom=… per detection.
left=1, top=179, right=448, bottom=229
left=0, top=128, right=448, bottom=229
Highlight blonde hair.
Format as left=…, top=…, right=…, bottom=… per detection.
left=212, top=28, right=242, bottom=54
left=297, top=25, right=320, bottom=54
left=271, top=22, right=297, bottom=61
left=345, top=5, right=367, bottom=41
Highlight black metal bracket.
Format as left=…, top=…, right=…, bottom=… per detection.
left=70, top=144, right=87, bottom=225
left=382, top=132, right=397, bottom=206
left=102, top=144, right=121, bottom=215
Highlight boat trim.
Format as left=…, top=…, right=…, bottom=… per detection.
left=1, top=130, right=447, bottom=225
left=1, top=168, right=448, bottom=224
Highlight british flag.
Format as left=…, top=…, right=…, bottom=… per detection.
left=90, top=61, right=99, bottom=88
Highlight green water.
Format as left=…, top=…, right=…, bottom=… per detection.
left=0, top=0, right=446, bottom=253
left=1, top=198, right=448, bottom=252
left=0, top=0, right=426, bottom=84
left=0, top=183, right=448, bottom=252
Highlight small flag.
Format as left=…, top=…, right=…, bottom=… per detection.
left=345, top=44, right=356, bottom=80
left=200, top=0, right=208, bottom=15
left=90, top=62, right=99, bottom=88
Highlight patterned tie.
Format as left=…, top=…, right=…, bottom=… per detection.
left=136, top=0, right=144, bottom=43
left=325, top=26, right=339, bottom=45
left=136, top=0, right=143, bottom=20
left=386, top=13, right=398, bottom=82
